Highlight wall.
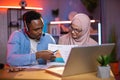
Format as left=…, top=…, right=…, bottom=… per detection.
left=59, top=0, right=88, bottom=20
left=0, top=9, right=7, bottom=63
left=101, top=0, right=120, bottom=60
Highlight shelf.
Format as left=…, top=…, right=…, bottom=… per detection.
left=50, top=20, right=100, bottom=24
left=90, top=33, right=98, bottom=36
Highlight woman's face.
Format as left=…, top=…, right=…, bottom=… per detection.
left=27, top=18, right=44, bottom=40
left=70, top=24, right=82, bottom=39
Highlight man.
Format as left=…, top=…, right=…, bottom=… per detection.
left=7, top=10, right=56, bottom=67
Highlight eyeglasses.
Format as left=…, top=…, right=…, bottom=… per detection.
left=70, top=26, right=82, bottom=33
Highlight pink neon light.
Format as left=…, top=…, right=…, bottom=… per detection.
left=0, top=6, right=43, bottom=10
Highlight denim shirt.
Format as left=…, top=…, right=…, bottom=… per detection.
left=7, top=29, right=56, bottom=66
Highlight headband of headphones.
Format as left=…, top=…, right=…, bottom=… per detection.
left=24, top=20, right=28, bottom=31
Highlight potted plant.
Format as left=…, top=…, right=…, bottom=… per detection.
left=97, top=54, right=111, bottom=78
left=109, top=57, right=119, bottom=76
left=109, top=47, right=119, bottom=76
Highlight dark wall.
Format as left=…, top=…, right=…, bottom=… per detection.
left=101, top=0, right=120, bottom=60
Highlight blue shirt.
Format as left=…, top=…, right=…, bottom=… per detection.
left=7, top=29, right=56, bottom=66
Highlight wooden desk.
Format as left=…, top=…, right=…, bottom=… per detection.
left=0, top=68, right=115, bottom=80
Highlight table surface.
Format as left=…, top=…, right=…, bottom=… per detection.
left=0, top=67, right=115, bottom=80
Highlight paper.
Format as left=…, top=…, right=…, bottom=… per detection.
left=47, top=62, right=65, bottom=66
left=16, top=64, right=51, bottom=69
left=48, top=44, right=78, bottom=63
left=16, top=62, right=65, bottom=69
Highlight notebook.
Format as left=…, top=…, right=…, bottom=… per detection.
left=46, top=43, right=115, bottom=77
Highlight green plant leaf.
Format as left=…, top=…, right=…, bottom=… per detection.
left=97, top=55, right=111, bottom=66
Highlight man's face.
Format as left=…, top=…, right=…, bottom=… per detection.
left=27, top=18, right=44, bottom=40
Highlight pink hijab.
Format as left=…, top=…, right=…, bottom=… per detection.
left=59, top=13, right=98, bottom=46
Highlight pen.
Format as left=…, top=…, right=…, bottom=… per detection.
left=53, top=50, right=58, bottom=53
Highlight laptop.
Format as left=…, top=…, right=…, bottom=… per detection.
left=45, top=43, right=115, bottom=77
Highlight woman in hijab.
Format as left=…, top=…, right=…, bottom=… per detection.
left=58, top=13, right=98, bottom=46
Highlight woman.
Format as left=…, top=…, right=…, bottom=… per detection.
left=58, top=13, right=97, bottom=46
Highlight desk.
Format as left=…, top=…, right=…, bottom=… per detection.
left=0, top=67, right=115, bottom=80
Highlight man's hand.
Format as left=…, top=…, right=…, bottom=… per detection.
left=36, top=50, right=56, bottom=60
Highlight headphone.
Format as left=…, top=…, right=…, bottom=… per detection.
left=24, top=20, right=29, bottom=32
